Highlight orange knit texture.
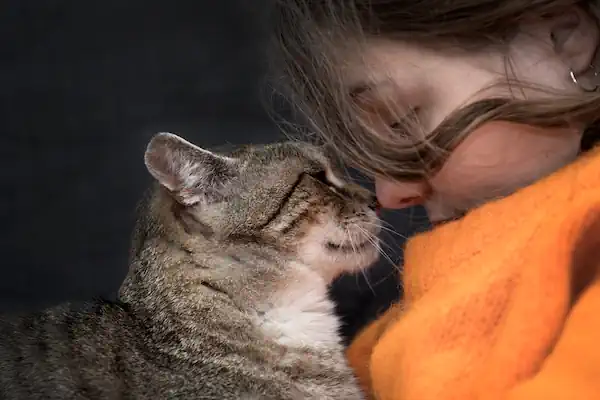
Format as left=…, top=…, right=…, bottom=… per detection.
left=347, top=148, right=600, bottom=400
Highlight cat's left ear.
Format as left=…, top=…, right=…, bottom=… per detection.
left=144, top=132, right=237, bottom=205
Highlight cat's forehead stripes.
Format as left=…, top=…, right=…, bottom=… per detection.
left=230, top=142, right=346, bottom=189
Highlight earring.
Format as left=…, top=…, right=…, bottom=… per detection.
left=570, top=64, right=600, bottom=92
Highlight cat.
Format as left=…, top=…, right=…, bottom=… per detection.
left=0, top=132, right=381, bottom=399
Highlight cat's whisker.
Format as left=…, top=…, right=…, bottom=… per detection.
left=359, top=264, right=376, bottom=295
left=374, top=236, right=397, bottom=253
left=351, top=226, right=392, bottom=294
left=344, top=228, right=376, bottom=294
left=373, top=218, right=398, bottom=230
left=369, top=240, right=401, bottom=279
left=355, top=224, right=406, bottom=276
left=364, top=267, right=404, bottom=289
left=354, top=225, right=396, bottom=271
left=361, top=221, right=408, bottom=240
left=355, top=230, right=403, bottom=284
left=347, top=229, right=358, bottom=254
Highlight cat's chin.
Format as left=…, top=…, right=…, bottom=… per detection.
left=297, top=239, right=380, bottom=282
left=327, top=240, right=381, bottom=271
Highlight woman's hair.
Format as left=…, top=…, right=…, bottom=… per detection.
left=268, top=0, right=600, bottom=180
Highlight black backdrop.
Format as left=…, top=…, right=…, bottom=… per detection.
left=2, top=1, right=428, bottom=340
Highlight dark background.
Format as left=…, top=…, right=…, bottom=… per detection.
left=2, top=1, right=427, bottom=340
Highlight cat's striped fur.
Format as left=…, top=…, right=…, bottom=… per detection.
left=0, top=133, right=381, bottom=399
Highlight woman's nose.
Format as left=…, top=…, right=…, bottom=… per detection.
left=375, top=178, right=429, bottom=209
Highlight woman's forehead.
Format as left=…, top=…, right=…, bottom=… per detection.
left=341, top=39, right=432, bottom=94
left=341, top=38, right=501, bottom=94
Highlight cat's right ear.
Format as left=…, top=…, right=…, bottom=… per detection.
left=144, top=132, right=236, bottom=206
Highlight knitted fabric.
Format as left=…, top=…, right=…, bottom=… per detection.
left=347, top=147, right=600, bottom=400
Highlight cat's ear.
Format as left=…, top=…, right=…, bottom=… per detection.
left=144, top=132, right=236, bottom=205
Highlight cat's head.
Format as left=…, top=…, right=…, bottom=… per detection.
left=144, top=132, right=381, bottom=280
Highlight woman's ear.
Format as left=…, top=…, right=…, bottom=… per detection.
left=508, top=6, right=599, bottom=91
left=534, top=6, right=599, bottom=74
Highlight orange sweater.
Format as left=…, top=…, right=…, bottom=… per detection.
left=347, top=147, right=600, bottom=400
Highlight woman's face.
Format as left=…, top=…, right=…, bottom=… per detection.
left=350, top=7, right=599, bottom=224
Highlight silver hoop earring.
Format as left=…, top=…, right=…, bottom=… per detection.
left=570, top=64, right=600, bottom=92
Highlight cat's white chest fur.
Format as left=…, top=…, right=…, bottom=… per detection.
left=257, top=263, right=341, bottom=349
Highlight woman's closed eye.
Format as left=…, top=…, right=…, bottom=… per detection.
left=389, top=107, right=421, bottom=131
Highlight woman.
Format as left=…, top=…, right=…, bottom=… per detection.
left=270, top=1, right=600, bottom=399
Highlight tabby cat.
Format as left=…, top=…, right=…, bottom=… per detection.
left=0, top=133, right=381, bottom=399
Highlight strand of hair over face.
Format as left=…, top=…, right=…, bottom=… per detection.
left=267, top=0, right=600, bottom=181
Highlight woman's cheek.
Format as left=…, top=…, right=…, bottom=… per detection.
left=429, top=122, right=582, bottom=203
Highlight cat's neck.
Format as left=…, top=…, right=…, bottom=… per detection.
left=255, top=262, right=342, bottom=351
left=124, top=221, right=343, bottom=354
